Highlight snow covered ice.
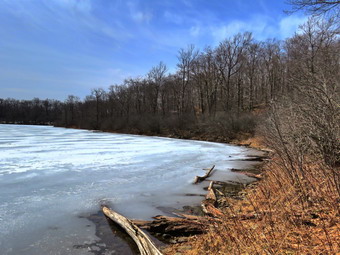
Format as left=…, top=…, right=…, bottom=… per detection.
left=0, top=124, right=260, bottom=254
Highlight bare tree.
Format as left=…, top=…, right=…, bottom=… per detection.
left=266, top=17, right=340, bottom=198
left=177, top=45, right=199, bottom=115
left=245, top=42, right=260, bottom=110
left=191, top=47, right=220, bottom=118
left=147, top=62, right=167, bottom=114
left=215, top=32, right=252, bottom=111
left=91, top=88, right=106, bottom=129
left=64, top=95, right=80, bottom=126
left=287, top=0, right=340, bottom=17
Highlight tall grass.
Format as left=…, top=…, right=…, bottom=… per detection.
left=182, top=150, right=339, bottom=254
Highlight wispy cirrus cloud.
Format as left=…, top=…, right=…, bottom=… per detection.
left=2, top=0, right=133, bottom=41
left=127, top=1, right=153, bottom=24
left=279, top=15, right=308, bottom=38
left=210, top=14, right=307, bottom=43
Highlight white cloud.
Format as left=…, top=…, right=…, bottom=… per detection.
left=211, top=21, right=247, bottom=42
left=210, top=14, right=307, bottom=44
left=210, top=19, right=269, bottom=44
left=127, top=1, right=153, bottom=24
left=279, top=15, right=308, bottom=38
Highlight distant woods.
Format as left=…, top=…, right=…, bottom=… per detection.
left=0, top=98, right=62, bottom=125
left=0, top=17, right=339, bottom=144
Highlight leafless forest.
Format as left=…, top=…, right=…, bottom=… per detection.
left=1, top=16, right=339, bottom=143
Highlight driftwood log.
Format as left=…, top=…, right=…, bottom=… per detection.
left=206, top=181, right=217, bottom=200
left=102, top=161, right=265, bottom=252
left=193, top=165, right=215, bottom=184
left=102, top=206, right=163, bottom=255
left=134, top=215, right=207, bottom=237
left=201, top=181, right=224, bottom=217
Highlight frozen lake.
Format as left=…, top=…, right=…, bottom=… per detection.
left=0, top=124, right=260, bottom=254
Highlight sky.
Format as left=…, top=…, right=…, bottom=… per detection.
left=0, top=0, right=307, bottom=100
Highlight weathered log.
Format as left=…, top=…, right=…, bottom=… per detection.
left=201, top=181, right=224, bottom=217
left=215, top=188, right=225, bottom=197
left=208, top=181, right=214, bottom=190
left=241, top=155, right=268, bottom=161
left=132, top=219, right=152, bottom=229
left=102, top=206, right=163, bottom=255
left=206, top=189, right=217, bottom=201
left=193, top=165, right=215, bottom=184
left=148, top=215, right=206, bottom=236
left=234, top=171, right=263, bottom=180
left=132, top=214, right=207, bottom=238
left=172, top=212, right=204, bottom=220
left=201, top=200, right=223, bottom=217
left=206, top=182, right=217, bottom=201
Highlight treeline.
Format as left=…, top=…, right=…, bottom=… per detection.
left=0, top=98, right=62, bottom=125
left=55, top=31, right=284, bottom=140
left=0, top=17, right=339, bottom=144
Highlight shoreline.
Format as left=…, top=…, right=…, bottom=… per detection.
left=1, top=123, right=268, bottom=254
left=160, top=137, right=270, bottom=254
left=57, top=125, right=269, bottom=253
left=94, top=157, right=267, bottom=255
left=1, top=122, right=248, bottom=144
left=1, top=122, right=261, bottom=149
left=85, top=130, right=268, bottom=253
left=91, top=159, right=267, bottom=254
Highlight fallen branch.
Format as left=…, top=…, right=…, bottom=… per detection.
left=206, top=181, right=217, bottom=201
left=133, top=214, right=207, bottom=238
left=208, top=181, right=214, bottom=191
left=102, top=206, right=163, bottom=255
left=148, top=215, right=206, bottom=236
left=172, top=212, right=205, bottom=220
left=201, top=200, right=224, bottom=217
left=236, top=171, right=263, bottom=180
left=201, top=181, right=224, bottom=217
left=193, top=165, right=215, bottom=184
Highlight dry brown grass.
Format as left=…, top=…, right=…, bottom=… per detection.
left=163, top=139, right=340, bottom=255
left=233, top=136, right=268, bottom=151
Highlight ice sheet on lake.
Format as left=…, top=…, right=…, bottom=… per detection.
left=0, top=124, right=261, bottom=254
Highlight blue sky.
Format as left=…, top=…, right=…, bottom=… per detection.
left=0, top=0, right=307, bottom=100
